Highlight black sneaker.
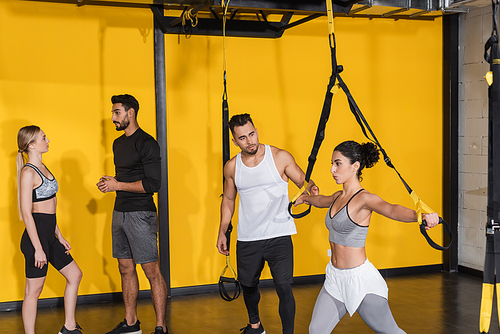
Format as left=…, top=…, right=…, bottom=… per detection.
left=106, top=319, right=142, bottom=334
left=240, top=324, right=266, bottom=334
left=152, top=326, right=169, bottom=334
left=58, top=323, right=83, bottom=334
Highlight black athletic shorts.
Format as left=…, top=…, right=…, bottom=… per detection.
left=236, top=235, right=294, bottom=287
left=20, top=213, right=73, bottom=278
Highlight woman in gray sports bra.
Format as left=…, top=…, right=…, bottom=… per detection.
left=17, top=125, right=82, bottom=334
left=295, top=140, right=439, bottom=334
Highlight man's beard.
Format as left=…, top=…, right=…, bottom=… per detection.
left=244, top=144, right=258, bottom=155
left=114, top=117, right=130, bottom=131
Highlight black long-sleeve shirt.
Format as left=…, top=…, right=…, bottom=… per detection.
left=113, top=128, right=161, bottom=212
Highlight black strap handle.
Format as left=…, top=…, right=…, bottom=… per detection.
left=419, top=217, right=453, bottom=251
left=218, top=276, right=241, bottom=302
left=218, top=68, right=241, bottom=301
left=288, top=35, right=340, bottom=219
left=218, top=222, right=241, bottom=301
left=288, top=202, right=311, bottom=219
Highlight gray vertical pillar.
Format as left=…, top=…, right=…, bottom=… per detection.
left=442, top=13, right=459, bottom=272
left=153, top=5, right=171, bottom=296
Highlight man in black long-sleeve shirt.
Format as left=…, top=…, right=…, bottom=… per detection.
left=97, top=94, right=169, bottom=334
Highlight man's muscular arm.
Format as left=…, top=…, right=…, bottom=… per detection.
left=217, top=159, right=237, bottom=255
left=277, top=148, right=317, bottom=194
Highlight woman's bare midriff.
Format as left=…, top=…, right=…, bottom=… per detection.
left=329, top=241, right=367, bottom=269
left=32, top=197, right=57, bottom=215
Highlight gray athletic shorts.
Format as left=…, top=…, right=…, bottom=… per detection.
left=112, top=210, right=159, bottom=264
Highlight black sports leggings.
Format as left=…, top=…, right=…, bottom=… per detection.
left=242, top=283, right=295, bottom=334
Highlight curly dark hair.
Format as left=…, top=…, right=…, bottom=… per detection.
left=334, top=140, right=379, bottom=180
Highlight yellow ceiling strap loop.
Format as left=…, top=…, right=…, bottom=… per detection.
left=326, top=0, right=335, bottom=46
left=326, top=0, right=335, bottom=35
left=222, top=0, right=231, bottom=74
left=182, top=8, right=199, bottom=27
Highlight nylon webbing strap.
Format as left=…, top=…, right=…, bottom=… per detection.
left=218, top=2, right=240, bottom=301
left=218, top=72, right=240, bottom=302
left=335, top=72, right=453, bottom=251
left=287, top=21, right=340, bottom=219
left=480, top=225, right=500, bottom=333
left=289, top=0, right=452, bottom=251
left=481, top=1, right=500, bottom=331
left=218, top=222, right=241, bottom=301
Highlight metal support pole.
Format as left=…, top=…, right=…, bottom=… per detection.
left=152, top=4, right=171, bottom=296
left=442, top=13, right=458, bottom=272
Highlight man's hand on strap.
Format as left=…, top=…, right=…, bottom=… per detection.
left=217, top=233, right=229, bottom=255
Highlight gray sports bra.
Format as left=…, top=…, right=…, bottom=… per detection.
left=25, top=163, right=58, bottom=202
left=325, top=189, right=368, bottom=248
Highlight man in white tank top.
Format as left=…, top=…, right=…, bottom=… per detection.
left=217, top=114, right=315, bottom=334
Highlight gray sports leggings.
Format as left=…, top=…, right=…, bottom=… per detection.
left=309, top=286, right=406, bottom=334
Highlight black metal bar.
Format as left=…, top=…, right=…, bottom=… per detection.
left=382, top=7, right=410, bottom=17
left=209, top=6, right=220, bottom=19
left=259, top=10, right=269, bottom=22
left=348, top=4, right=371, bottom=14
left=151, top=4, right=168, bottom=33
left=278, top=13, right=322, bottom=32
left=152, top=4, right=171, bottom=295
left=442, top=13, right=459, bottom=272
left=210, top=0, right=330, bottom=12
left=158, top=16, right=284, bottom=37
left=230, top=8, right=239, bottom=19
left=280, top=12, right=293, bottom=23
left=169, top=2, right=209, bottom=27
left=153, top=12, right=435, bottom=38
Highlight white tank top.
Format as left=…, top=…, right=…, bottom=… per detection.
left=234, top=145, right=296, bottom=241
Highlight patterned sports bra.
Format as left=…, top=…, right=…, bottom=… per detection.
left=24, top=163, right=58, bottom=202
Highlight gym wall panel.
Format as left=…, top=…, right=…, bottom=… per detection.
left=0, top=0, right=443, bottom=303
left=0, top=0, right=156, bottom=303
left=165, top=16, right=443, bottom=287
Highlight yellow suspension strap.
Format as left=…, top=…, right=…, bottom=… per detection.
left=480, top=221, right=500, bottom=333
left=289, top=0, right=453, bottom=252
left=292, top=3, right=453, bottom=249
left=480, top=0, right=500, bottom=332
left=288, top=0, right=342, bottom=218
left=218, top=0, right=240, bottom=302
left=335, top=68, right=453, bottom=250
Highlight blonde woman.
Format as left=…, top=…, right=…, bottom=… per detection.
left=17, top=125, right=82, bottom=334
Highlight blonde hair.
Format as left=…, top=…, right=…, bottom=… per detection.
left=17, top=125, right=40, bottom=220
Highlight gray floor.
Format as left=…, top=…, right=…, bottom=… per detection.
left=0, top=272, right=496, bottom=333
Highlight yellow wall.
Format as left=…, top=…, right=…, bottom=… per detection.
left=0, top=0, right=443, bottom=303
left=166, top=16, right=443, bottom=287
